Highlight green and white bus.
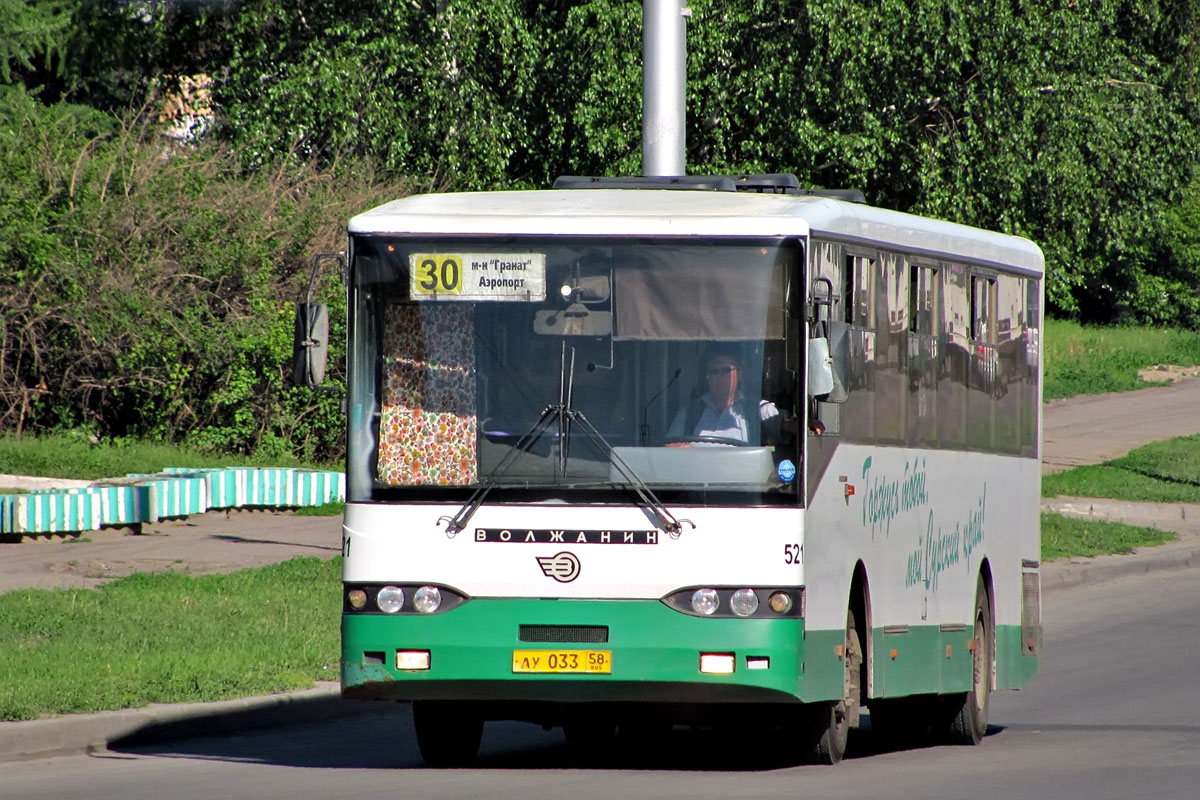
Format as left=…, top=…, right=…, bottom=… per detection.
left=321, top=173, right=1043, bottom=765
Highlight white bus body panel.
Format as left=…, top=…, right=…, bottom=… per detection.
left=343, top=503, right=804, bottom=599
left=804, top=444, right=1039, bottom=633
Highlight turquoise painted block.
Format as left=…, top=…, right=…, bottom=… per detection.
left=145, top=476, right=208, bottom=520
left=205, top=469, right=244, bottom=509
left=244, top=468, right=297, bottom=507
left=96, top=484, right=153, bottom=526
left=160, top=467, right=244, bottom=509
left=0, top=494, right=15, bottom=533
left=13, top=490, right=102, bottom=534
left=292, top=470, right=345, bottom=506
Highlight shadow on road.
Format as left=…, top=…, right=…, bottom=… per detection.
left=107, top=708, right=1006, bottom=772
left=210, top=534, right=340, bottom=552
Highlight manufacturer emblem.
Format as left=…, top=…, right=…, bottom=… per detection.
left=536, top=552, right=581, bottom=583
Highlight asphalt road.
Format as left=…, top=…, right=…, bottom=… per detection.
left=3, top=564, right=1198, bottom=800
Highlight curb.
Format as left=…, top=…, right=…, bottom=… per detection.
left=1040, top=497, right=1200, bottom=591
left=0, top=683, right=374, bottom=764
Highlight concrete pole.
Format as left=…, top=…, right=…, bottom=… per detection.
left=642, top=0, right=688, bottom=177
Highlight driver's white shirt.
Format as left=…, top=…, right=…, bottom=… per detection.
left=666, top=392, right=779, bottom=443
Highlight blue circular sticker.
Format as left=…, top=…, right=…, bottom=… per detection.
left=777, top=459, right=796, bottom=483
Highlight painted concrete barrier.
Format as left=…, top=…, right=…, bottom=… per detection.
left=8, top=489, right=102, bottom=535
left=0, top=468, right=344, bottom=536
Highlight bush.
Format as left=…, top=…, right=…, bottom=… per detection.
left=0, top=84, right=397, bottom=461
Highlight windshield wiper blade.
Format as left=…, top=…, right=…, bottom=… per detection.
left=442, top=343, right=691, bottom=538
left=564, top=408, right=693, bottom=538
left=440, top=404, right=560, bottom=536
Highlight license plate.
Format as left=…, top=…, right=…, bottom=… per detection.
left=512, top=649, right=611, bottom=674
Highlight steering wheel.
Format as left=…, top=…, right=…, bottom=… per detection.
left=664, top=435, right=752, bottom=448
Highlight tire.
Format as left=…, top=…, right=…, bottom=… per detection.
left=413, top=701, right=484, bottom=767
left=945, top=581, right=992, bottom=745
left=806, top=607, right=863, bottom=764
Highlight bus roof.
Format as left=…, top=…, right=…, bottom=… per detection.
left=349, top=189, right=1044, bottom=276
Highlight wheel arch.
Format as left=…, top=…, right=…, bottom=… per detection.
left=849, top=560, right=872, bottom=700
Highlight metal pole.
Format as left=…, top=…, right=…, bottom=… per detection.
left=642, top=0, right=688, bottom=176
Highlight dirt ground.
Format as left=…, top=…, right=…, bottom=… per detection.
left=3, top=375, right=1200, bottom=594
left=0, top=510, right=341, bottom=594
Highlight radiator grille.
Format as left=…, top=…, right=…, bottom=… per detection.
left=1021, top=571, right=1042, bottom=656
left=519, top=625, right=609, bottom=644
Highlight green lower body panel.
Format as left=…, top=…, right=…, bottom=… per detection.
left=996, top=624, right=1039, bottom=689
left=864, top=623, right=1037, bottom=698
left=342, top=598, right=813, bottom=705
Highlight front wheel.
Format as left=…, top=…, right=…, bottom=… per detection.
left=413, top=701, right=484, bottom=767
left=944, top=581, right=992, bottom=745
left=805, top=607, right=863, bottom=764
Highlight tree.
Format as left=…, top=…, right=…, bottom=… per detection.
left=0, top=0, right=71, bottom=85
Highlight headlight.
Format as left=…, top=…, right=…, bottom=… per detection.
left=376, top=585, right=405, bottom=614
left=347, top=589, right=368, bottom=610
left=730, top=588, right=759, bottom=617
left=413, top=585, right=442, bottom=614
left=691, top=588, right=719, bottom=616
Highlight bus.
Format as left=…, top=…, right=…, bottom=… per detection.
left=313, top=173, right=1043, bottom=765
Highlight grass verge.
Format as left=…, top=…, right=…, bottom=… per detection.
left=1041, top=513, right=1175, bottom=561
left=1043, top=318, right=1200, bottom=399
left=294, top=501, right=346, bottom=517
left=0, top=432, right=337, bottom=482
left=0, top=557, right=340, bottom=721
left=1043, top=434, right=1200, bottom=503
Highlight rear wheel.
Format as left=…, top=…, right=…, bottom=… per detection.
left=944, top=581, right=992, bottom=745
left=413, top=701, right=484, bottom=767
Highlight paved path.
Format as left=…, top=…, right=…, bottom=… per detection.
left=1042, top=376, right=1200, bottom=473
left=0, top=510, right=341, bottom=595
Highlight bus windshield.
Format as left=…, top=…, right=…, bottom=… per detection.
left=347, top=235, right=803, bottom=506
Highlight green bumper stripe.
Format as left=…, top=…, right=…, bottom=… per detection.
left=342, top=600, right=1038, bottom=705
left=342, top=598, right=810, bottom=704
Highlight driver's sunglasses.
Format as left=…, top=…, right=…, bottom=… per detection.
left=705, top=366, right=737, bottom=377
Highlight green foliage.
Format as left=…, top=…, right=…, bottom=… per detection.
left=1041, top=512, right=1175, bottom=561
left=0, top=557, right=340, bottom=720
left=211, top=0, right=1200, bottom=326
left=3, top=2, right=1200, bottom=459
left=1043, top=317, right=1200, bottom=399
left=218, top=0, right=547, bottom=189
left=0, top=0, right=70, bottom=84
left=0, top=84, right=397, bottom=459
left=0, top=432, right=335, bottom=483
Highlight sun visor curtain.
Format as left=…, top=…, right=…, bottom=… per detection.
left=614, top=257, right=785, bottom=341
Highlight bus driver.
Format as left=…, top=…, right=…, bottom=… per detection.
left=665, top=345, right=786, bottom=446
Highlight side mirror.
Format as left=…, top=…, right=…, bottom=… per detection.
left=808, top=321, right=850, bottom=403
left=808, top=337, right=834, bottom=396
left=293, top=302, right=329, bottom=386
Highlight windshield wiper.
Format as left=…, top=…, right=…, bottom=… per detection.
left=440, top=344, right=692, bottom=538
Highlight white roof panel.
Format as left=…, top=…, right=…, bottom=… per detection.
left=349, top=189, right=1043, bottom=275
